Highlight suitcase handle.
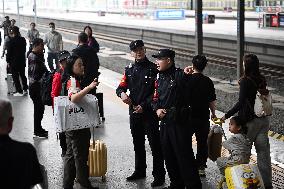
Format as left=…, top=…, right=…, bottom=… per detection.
left=210, top=117, right=227, bottom=140
left=92, top=127, right=95, bottom=149
left=211, top=118, right=224, bottom=126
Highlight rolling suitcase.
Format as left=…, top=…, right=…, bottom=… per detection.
left=225, top=164, right=265, bottom=189
left=88, top=128, right=107, bottom=182
left=95, top=92, right=105, bottom=121
left=6, top=74, right=16, bottom=95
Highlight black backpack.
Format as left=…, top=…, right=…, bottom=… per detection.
left=40, top=71, right=54, bottom=106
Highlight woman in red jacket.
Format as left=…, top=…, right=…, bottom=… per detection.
left=51, top=50, right=70, bottom=157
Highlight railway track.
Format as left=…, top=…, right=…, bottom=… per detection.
left=38, top=23, right=284, bottom=79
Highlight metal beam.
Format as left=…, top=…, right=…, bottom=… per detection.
left=34, top=0, right=37, bottom=25
left=195, top=0, right=203, bottom=55
left=237, top=0, right=245, bottom=79
left=17, top=0, right=20, bottom=26
left=2, top=0, right=4, bottom=17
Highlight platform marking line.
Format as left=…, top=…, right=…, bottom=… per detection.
left=268, top=131, right=284, bottom=142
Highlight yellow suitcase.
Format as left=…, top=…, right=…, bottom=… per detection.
left=225, top=164, right=265, bottom=189
left=88, top=139, right=107, bottom=182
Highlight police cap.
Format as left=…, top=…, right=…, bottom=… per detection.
left=152, top=49, right=175, bottom=59
left=129, top=40, right=144, bottom=51
left=58, top=50, right=71, bottom=62
left=4, top=16, right=9, bottom=19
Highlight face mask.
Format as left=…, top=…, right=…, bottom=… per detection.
left=50, top=27, right=55, bottom=32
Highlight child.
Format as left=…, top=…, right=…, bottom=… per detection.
left=51, top=50, right=70, bottom=157
left=216, top=116, right=252, bottom=185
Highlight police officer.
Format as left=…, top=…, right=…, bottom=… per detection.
left=152, top=49, right=202, bottom=189
left=116, top=40, right=165, bottom=187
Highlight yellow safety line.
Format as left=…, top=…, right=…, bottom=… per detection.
left=268, top=131, right=284, bottom=142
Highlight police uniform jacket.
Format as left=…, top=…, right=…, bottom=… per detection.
left=116, top=57, right=158, bottom=115
left=152, top=65, right=190, bottom=123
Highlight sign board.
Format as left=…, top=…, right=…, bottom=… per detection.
left=154, top=9, right=185, bottom=20
left=271, top=15, right=279, bottom=27
left=279, top=14, right=284, bottom=26
left=256, top=6, right=282, bottom=13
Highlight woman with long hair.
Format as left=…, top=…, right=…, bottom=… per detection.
left=83, top=26, right=100, bottom=53
left=63, top=55, right=99, bottom=189
left=221, top=54, right=272, bottom=189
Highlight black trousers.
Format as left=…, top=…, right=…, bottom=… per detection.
left=11, top=66, right=28, bottom=93
left=29, top=83, right=45, bottom=133
left=160, top=120, right=202, bottom=188
left=63, top=128, right=91, bottom=188
left=47, top=52, right=59, bottom=71
left=59, top=132, right=67, bottom=152
left=129, top=113, right=165, bottom=179
left=191, top=118, right=210, bottom=169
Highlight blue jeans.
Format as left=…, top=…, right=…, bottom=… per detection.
left=246, top=117, right=272, bottom=188
left=47, top=52, right=59, bottom=71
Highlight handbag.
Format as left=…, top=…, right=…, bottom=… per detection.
left=54, top=94, right=101, bottom=132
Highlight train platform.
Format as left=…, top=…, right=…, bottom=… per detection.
left=3, top=9, right=284, bottom=42
left=1, top=52, right=284, bottom=188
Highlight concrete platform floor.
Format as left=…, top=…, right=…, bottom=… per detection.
left=1, top=61, right=284, bottom=188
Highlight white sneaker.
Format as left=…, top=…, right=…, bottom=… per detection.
left=23, top=90, right=28, bottom=96
left=13, top=92, right=24, bottom=97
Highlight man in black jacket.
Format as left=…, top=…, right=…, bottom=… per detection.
left=72, top=32, right=100, bottom=95
left=0, top=98, right=43, bottom=189
left=6, top=26, right=28, bottom=96
left=28, top=38, right=48, bottom=138
left=116, top=40, right=165, bottom=187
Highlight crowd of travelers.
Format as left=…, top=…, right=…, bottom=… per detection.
left=0, top=16, right=273, bottom=189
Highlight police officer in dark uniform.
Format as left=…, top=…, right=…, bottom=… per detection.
left=116, top=40, right=166, bottom=187
left=152, top=49, right=202, bottom=189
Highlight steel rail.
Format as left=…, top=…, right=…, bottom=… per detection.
left=37, top=23, right=284, bottom=79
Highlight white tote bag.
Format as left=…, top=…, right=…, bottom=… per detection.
left=54, top=94, right=101, bottom=132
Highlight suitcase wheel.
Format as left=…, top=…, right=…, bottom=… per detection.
left=102, top=117, right=105, bottom=122
left=102, top=175, right=106, bottom=182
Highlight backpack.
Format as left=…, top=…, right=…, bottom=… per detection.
left=41, top=71, right=54, bottom=106
left=254, top=90, right=273, bottom=117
